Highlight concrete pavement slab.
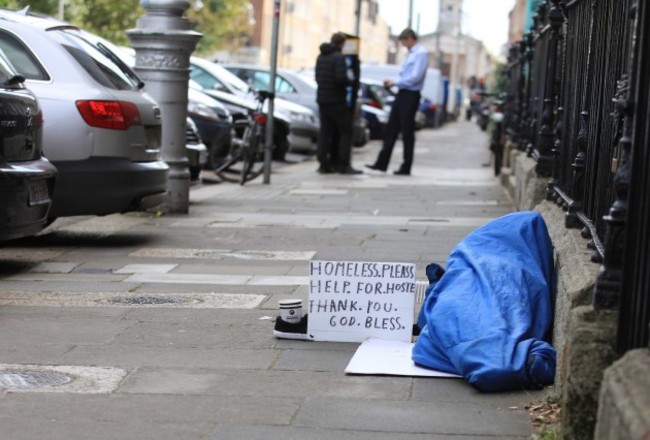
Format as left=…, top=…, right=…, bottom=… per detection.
left=0, top=121, right=541, bottom=438
left=55, top=346, right=277, bottom=370
left=209, top=425, right=527, bottom=440
left=294, top=397, right=532, bottom=436
left=0, top=394, right=299, bottom=440
left=120, top=368, right=413, bottom=401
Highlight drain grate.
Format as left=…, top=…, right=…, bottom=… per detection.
left=0, top=370, right=71, bottom=390
left=109, top=295, right=190, bottom=305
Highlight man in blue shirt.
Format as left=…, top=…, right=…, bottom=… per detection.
left=367, top=28, right=428, bottom=176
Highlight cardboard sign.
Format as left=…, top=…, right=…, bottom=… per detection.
left=307, top=260, right=415, bottom=342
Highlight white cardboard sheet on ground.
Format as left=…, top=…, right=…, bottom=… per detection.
left=345, top=338, right=462, bottom=378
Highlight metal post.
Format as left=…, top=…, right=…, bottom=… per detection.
left=354, top=0, right=362, bottom=36
left=264, top=0, right=281, bottom=184
left=408, top=0, right=414, bottom=29
left=534, top=0, right=563, bottom=176
left=127, top=0, right=202, bottom=214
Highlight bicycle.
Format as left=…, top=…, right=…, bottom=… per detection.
left=213, top=90, right=272, bottom=185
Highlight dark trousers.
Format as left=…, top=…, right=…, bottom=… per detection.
left=373, top=89, right=420, bottom=172
left=317, top=103, right=353, bottom=169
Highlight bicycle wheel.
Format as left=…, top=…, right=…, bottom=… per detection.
left=239, top=129, right=265, bottom=185
left=214, top=141, right=244, bottom=183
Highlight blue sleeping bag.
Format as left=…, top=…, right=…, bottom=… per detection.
left=412, top=211, right=556, bottom=392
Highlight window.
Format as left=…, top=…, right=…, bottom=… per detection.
left=0, top=31, right=49, bottom=81
left=252, top=71, right=270, bottom=90
left=0, top=51, right=14, bottom=83
left=275, top=75, right=295, bottom=93
left=190, top=66, right=229, bottom=92
left=249, top=71, right=296, bottom=93
left=48, top=30, right=139, bottom=90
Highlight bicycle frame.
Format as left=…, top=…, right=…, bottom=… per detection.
left=215, top=90, right=272, bottom=185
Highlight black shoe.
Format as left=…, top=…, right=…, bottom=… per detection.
left=393, top=169, right=410, bottom=176
left=273, top=314, right=309, bottom=340
left=365, top=164, right=386, bottom=172
left=317, top=165, right=334, bottom=174
left=338, top=166, right=363, bottom=175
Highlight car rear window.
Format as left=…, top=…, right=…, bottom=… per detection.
left=0, top=51, right=14, bottom=82
left=0, top=31, right=50, bottom=81
left=49, top=29, right=140, bottom=91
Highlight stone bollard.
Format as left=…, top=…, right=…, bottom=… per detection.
left=127, top=0, right=202, bottom=213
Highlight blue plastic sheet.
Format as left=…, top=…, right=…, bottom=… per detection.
left=412, top=211, right=556, bottom=392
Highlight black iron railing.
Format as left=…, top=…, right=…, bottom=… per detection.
left=504, top=0, right=649, bottom=352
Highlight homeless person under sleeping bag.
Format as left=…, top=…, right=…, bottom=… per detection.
left=412, top=211, right=556, bottom=392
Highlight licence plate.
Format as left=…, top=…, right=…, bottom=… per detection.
left=28, top=179, right=50, bottom=206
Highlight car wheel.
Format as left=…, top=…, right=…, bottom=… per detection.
left=206, top=132, right=232, bottom=171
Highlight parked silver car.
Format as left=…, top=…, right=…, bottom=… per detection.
left=190, top=57, right=319, bottom=157
left=115, top=47, right=233, bottom=177
left=0, top=47, right=56, bottom=241
left=0, top=9, right=168, bottom=220
left=224, top=64, right=321, bottom=115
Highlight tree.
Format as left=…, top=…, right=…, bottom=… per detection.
left=0, top=0, right=252, bottom=54
left=0, top=0, right=141, bottom=46
left=187, top=0, right=253, bottom=56
left=0, top=0, right=58, bottom=16
left=65, top=0, right=142, bottom=47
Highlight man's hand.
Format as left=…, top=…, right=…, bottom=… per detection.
left=383, top=79, right=394, bottom=88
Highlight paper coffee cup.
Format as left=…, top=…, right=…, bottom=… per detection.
left=278, top=299, right=302, bottom=323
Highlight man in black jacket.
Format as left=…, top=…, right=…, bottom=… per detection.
left=315, top=32, right=362, bottom=175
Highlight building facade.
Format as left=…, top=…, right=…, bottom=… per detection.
left=216, top=0, right=391, bottom=70
left=508, top=0, right=527, bottom=43
left=418, top=0, right=493, bottom=114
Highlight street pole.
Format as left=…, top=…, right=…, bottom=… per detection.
left=127, top=0, right=202, bottom=213
left=264, top=0, right=280, bottom=184
left=354, top=0, right=361, bottom=36
left=408, top=0, right=414, bottom=29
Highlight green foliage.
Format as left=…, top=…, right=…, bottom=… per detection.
left=492, top=62, right=508, bottom=94
left=0, top=0, right=251, bottom=53
left=0, top=0, right=141, bottom=46
left=65, top=0, right=142, bottom=46
left=187, top=0, right=253, bottom=55
left=534, top=425, right=561, bottom=440
left=0, top=0, right=58, bottom=15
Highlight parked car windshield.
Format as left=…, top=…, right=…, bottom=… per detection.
left=48, top=29, right=140, bottom=91
left=234, top=69, right=296, bottom=94
left=191, top=61, right=249, bottom=95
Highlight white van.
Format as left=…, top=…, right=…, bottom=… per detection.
left=361, top=63, right=445, bottom=127
left=360, top=63, right=444, bottom=106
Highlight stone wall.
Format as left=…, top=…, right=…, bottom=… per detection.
left=506, top=151, right=624, bottom=439
left=595, top=349, right=650, bottom=439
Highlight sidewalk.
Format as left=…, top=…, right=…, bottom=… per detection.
left=0, top=120, right=543, bottom=439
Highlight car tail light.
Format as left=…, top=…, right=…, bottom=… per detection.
left=75, top=100, right=141, bottom=130
left=35, top=110, right=44, bottom=128
left=253, top=113, right=267, bottom=125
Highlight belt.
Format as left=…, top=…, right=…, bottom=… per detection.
left=398, top=89, right=421, bottom=94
